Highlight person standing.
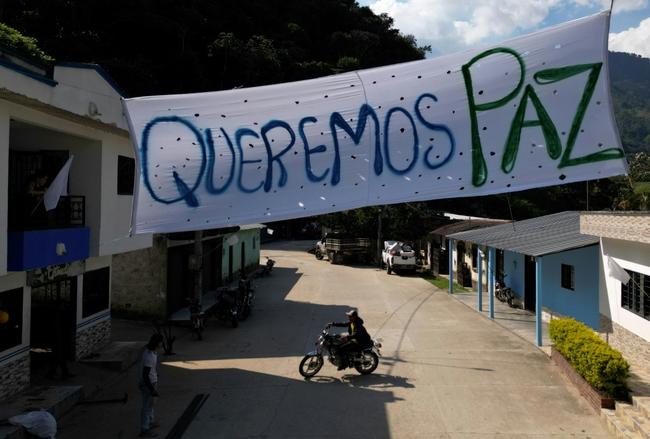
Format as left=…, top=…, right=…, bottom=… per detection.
left=139, top=334, right=162, bottom=437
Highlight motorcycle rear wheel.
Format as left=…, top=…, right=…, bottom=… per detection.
left=315, top=249, right=323, bottom=260
left=299, top=354, right=323, bottom=378
left=354, top=351, right=379, bottom=375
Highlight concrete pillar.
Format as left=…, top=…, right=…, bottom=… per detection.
left=477, top=249, right=483, bottom=311
left=488, top=247, right=495, bottom=319
left=536, top=256, right=543, bottom=346
left=448, top=238, right=453, bottom=294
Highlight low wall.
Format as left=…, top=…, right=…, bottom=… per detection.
left=0, top=352, right=30, bottom=400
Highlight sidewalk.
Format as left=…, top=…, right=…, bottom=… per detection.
left=451, top=290, right=552, bottom=355
left=0, top=319, right=150, bottom=439
left=451, top=289, right=650, bottom=398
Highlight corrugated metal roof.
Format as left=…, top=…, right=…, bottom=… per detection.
left=447, top=211, right=598, bottom=256
left=430, top=219, right=509, bottom=236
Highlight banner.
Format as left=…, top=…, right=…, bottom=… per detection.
left=123, top=11, right=626, bottom=234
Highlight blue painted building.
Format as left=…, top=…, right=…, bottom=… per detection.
left=448, top=211, right=600, bottom=345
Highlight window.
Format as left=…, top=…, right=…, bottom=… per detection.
left=561, top=264, right=575, bottom=290
left=0, top=288, right=23, bottom=352
left=82, top=267, right=110, bottom=318
left=622, top=270, right=650, bottom=320
left=117, top=155, right=135, bottom=195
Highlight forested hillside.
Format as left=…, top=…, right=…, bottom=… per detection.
left=610, top=52, right=650, bottom=155
left=0, top=0, right=428, bottom=96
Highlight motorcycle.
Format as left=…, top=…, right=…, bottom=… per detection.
left=213, top=287, right=240, bottom=328
left=299, top=325, right=381, bottom=378
left=187, top=298, right=205, bottom=340
left=495, top=276, right=516, bottom=307
left=261, top=257, right=275, bottom=276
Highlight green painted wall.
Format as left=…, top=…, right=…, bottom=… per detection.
left=221, top=228, right=261, bottom=281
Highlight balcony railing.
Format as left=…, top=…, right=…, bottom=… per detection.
left=8, top=195, right=85, bottom=231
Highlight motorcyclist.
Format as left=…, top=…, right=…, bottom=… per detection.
left=329, top=309, right=371, bottom=370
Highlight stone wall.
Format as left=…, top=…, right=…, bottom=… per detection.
left=111, top=235, right=167, bottom=318
left=0, top=353, right=29, bottom=400
left=75, top=318, right=111, bottom=360
left=599, top=313, right=650, bottom=368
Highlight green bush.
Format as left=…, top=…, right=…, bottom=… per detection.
left=549, top=318, right=629, bottom=397
left=0, top=22, right=53, bottom=63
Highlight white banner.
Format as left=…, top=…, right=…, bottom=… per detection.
left=123, top=11, right=626, bottom=234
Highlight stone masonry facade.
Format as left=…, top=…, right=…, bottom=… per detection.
left=111, top=236, right=168, bottom=319
left=0, top=353, right=29, bottom=400
left=75, top=318, right=111, bottom=360
left=599, top=314, right=650, bottom=367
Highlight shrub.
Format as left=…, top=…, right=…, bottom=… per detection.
left=0, top=22, right=54, bottom=64
left=549, top=318, right=629, bottom=397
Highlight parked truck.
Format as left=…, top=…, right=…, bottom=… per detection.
left=314, top=233, right=371, bottom=264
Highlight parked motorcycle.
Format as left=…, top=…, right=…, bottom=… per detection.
left=299, top=325, right=381, bottom=378
left=213, top=287, right=239, bottom=328
left=261, top=257, right=275, bottom=276
left=495, top=276, right=516, bottom=307
left=187, top=298, right=205, bottom=340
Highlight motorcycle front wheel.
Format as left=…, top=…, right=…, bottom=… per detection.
left=354, top=351, right=379, bottom=375
left=299, top=354, right=323, bottom=378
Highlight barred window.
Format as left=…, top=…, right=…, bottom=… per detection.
left=621, top=270, right=650, bottom=320
left=561, top=264, right=575, bottom=291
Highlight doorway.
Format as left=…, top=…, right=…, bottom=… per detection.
left=496, top=249, right=505, bottom=283
left=524, top=256, right=536, bottom=311
left=30, top=278, right=77, bottom=372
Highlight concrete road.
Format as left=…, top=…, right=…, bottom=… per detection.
left=59, top=240, right=611, bottom=438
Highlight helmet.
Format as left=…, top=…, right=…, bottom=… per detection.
left=345, top=309, right=358, bottom=318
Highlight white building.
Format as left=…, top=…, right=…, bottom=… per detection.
left=580, top=212, right=650, bottom=368
left=0, top=47, right=151, bottom=399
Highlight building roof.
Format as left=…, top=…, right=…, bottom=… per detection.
left=447, top=211, right=599, bottom=257
left=581, top=211, right=650, bottom=244
left=430, top=219, right=508, bottom=236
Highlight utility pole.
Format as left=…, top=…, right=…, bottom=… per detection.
left=193, top=230, right=203, bottom=301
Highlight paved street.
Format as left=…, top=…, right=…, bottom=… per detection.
left=59, top=240, right=611, bottom=438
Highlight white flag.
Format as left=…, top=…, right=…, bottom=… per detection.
left=607, top=255, right=630, bottom=284
left=44, top=155, right=74, bottom=211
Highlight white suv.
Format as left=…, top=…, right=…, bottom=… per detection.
left=382, top=241, right=417, bottom=275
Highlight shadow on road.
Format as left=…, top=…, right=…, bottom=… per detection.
left=161, top=366, right=398, bottom=439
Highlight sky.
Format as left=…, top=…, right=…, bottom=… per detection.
left=358, top=0, right=650, bottom=58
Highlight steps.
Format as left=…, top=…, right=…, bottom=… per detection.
left=602, top=397, right=650, bottom=439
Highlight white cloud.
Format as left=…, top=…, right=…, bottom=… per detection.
left=367, top=0, right=565, bottom=51
left=365, top=0, right=648, bottom=53
left=574, top=0, right=648, bottom=12
left=609, top=16, right=650, bottom=57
